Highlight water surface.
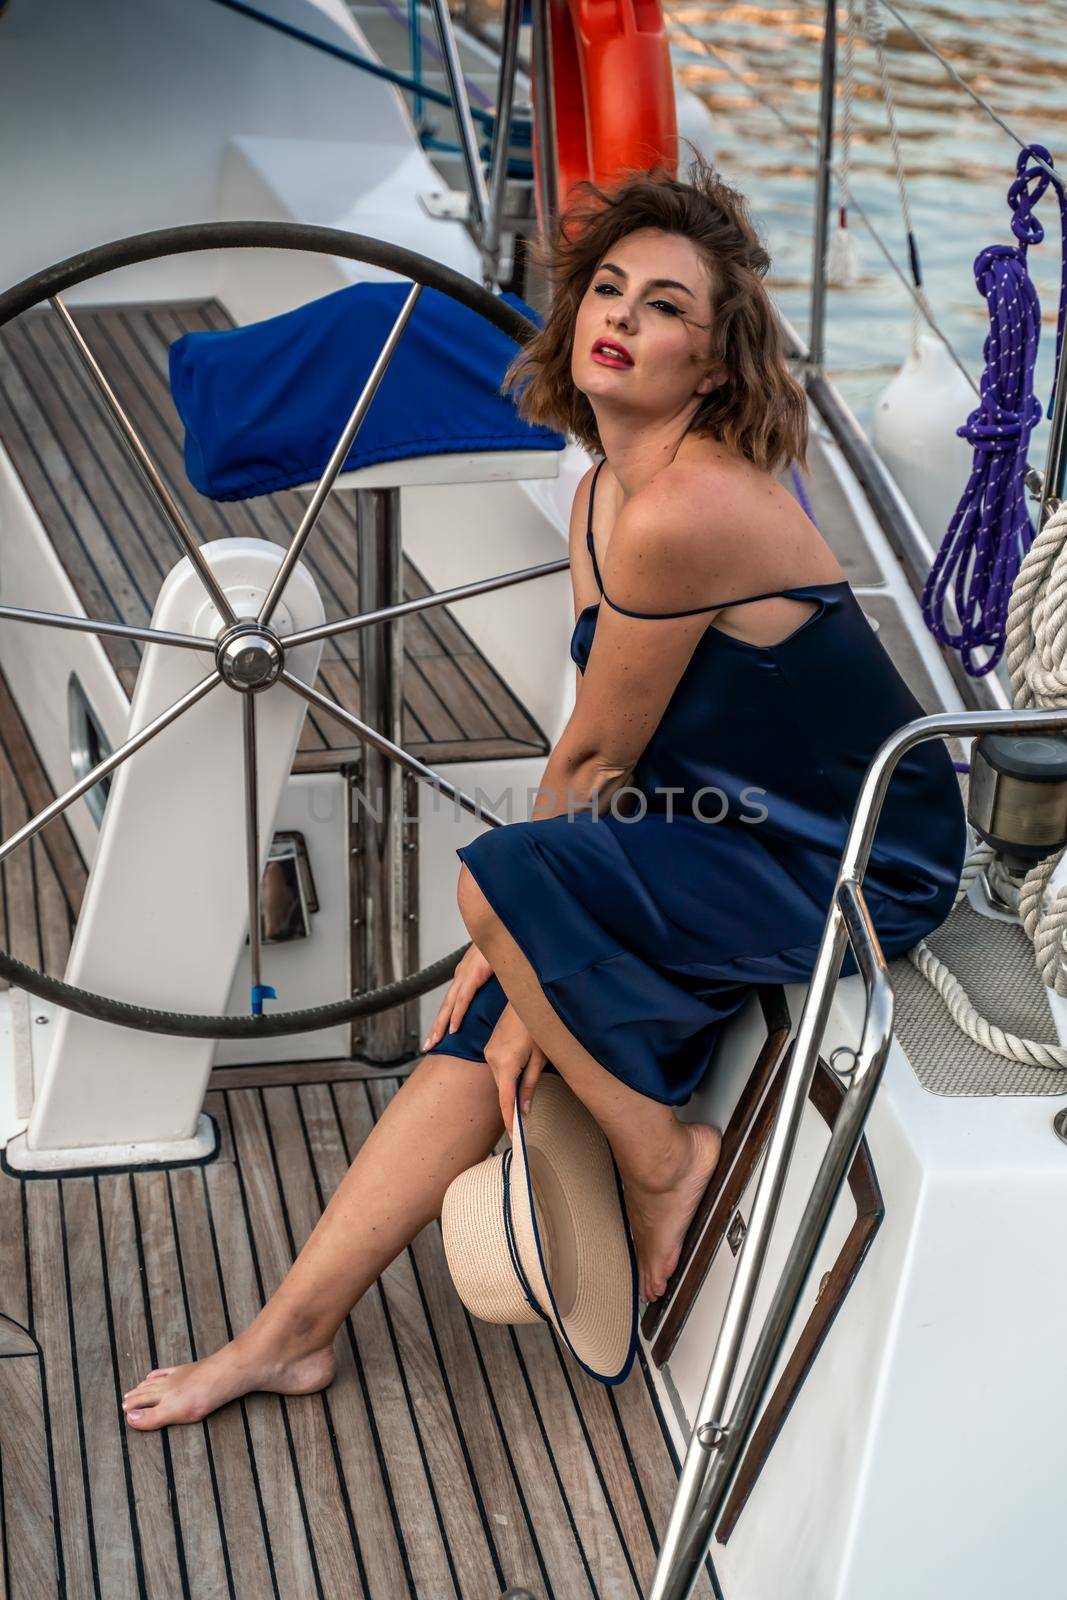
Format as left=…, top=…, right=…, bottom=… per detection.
left=668, top=0, right=1067, bottom=467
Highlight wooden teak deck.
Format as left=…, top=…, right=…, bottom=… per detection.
left=0, top=1070, right=717, bottom=1600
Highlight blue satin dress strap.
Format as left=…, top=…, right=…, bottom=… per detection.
left=427, top=456, right=968, bottom=1106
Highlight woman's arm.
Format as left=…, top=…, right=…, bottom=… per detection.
left=532, top=485, right=742, bottom=822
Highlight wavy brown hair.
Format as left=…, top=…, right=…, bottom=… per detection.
left=501, top=144, right=807, bottom=472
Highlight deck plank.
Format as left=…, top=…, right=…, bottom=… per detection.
left=0, top=668, right=87, bottom=913
left=466, top=1311, right=599, bottom=1598
left=344, top=1078, right=498, bottom=1596
left=610, top=1353, right=719, bottom=1597
left=0, top=333, right=143, bottom=689
left=406, top=1170, right=549, bottom=1595
left=167, top=1163, right=280, bottom=1595
left=132, top=1168, right=234, bottom=1598
left=251, top=1086, right=380, bottom=1598
left=61, top=1176, right=142, bottom=1598
left=0, top=754, right=44, bottom=977
left=98, top=1173, right=190, bottom=1600
left=17, top=313, right=170, bottom=614
left=512, top=1320, right=645, bottom=1598
left=227, top=1086, right=414, bottom=1598
left=200, top=1148, right=322, bottom=1597
left=298, top=1080, right=459, bottom=1596
left=24, top=1179, right=97, bottom=1595
left=0, top=1355, right=60, bottom=1598
left=0, top=662, right=87, bottom=991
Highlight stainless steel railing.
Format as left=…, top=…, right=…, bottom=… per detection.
left=649, top=702, right=1067, bottom=1600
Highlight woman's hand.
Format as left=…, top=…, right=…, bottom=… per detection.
left=423, top=942, right=494, bottom=1052
left=484, top=1001, right=548, bottom=1136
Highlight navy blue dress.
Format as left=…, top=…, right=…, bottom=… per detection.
left=426, top=458, right=967, bottom=1105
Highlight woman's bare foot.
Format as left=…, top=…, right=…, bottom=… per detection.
left=623, top=1121, right=722, bottom=1305
left=122, top=1337, right=337, bottom=1431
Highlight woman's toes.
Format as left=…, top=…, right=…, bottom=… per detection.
left=125, top=1402, right=167, bottom=1430
left=124, top=1375, right=168, bottom=1409
left=124, top=1367, right=171, bottom=1397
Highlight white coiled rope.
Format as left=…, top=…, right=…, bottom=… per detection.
left=906, top=500, right=1067, bottom=1067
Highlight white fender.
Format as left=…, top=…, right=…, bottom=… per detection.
left=872, top=331, right=976, bottom=546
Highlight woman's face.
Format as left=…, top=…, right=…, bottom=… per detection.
left=571, top=227, right=718, bottom=429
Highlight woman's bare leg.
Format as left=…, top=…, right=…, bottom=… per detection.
left=458, top=864, right=722, bottom=1305
left=123, top=1051, right=505, bottom=1430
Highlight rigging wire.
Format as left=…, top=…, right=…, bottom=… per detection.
left=669, top=22, right=981, bottom=400
left=873, top=0, right=1061, bottom=187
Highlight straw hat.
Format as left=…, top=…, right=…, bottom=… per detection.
left=441, top=1069, right=638, bottom=1385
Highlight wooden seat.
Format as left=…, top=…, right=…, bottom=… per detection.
left=0, top=300, right=550, bottom=772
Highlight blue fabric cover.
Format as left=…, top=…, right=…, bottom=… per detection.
left=168, top=282, right=563, bottom=501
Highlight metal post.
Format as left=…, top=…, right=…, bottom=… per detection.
left=352, top=487, right=415, bottom=1059
left=481, top=0, right=523, bottom=276
left=408, top=0, right=425, bottom=129
left=529, top=0, right=559, bottom=236
left=807, top=0, right=838, bottom=375
left=426, top=0, right=491, bottom=231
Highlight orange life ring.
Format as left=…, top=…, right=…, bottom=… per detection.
left=533, top=0, right=678, bottom=232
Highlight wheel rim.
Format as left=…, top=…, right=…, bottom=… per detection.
left=0, top=222, right=541, bottom=1036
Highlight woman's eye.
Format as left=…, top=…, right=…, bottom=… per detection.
left=592, top=283, right=678, bottom=315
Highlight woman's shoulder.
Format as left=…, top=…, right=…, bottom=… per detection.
left=617, top=453, right=775, bottom=561
left=605, top=452, right=843, bottom=606
left=639, top=449, right=786, bottom=520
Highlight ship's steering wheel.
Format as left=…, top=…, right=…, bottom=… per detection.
left=0, top=223, right=544, bottom=1039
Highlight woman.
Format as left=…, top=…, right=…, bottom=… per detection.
left=122, top=153, right=966, bottom=1430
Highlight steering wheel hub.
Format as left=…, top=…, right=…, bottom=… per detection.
left=216, top=624, right=284, bottom=692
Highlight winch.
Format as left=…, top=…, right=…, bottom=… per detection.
left=967, top=731, right=1067, bottom=908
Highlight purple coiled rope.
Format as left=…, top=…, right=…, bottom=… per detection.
left=922, top=143, right=1067, bottom=678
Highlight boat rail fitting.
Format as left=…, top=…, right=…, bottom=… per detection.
left=49, top=295, right=239, bottom=630
left=651, top=703, right=1067, bottom=1600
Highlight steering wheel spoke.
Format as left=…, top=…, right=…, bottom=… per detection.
left=279, top=668, right=506, bottom=828
left=0, top=669, right=222, bottom=868
left=258, top=279, right=424, bottom=628
left=49, top=294, right=239, bottom=629
left=0, top=600, right=215, bottom=654
left=284, top=556, right=573, bottom=653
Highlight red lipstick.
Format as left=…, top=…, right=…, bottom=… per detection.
left=591, top=337, right=634, bottom=368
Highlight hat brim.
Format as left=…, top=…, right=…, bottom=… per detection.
left=509, top=1072, right=638, bottom=1385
